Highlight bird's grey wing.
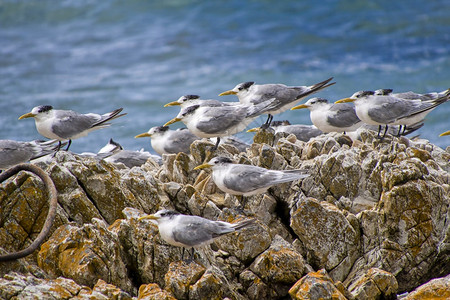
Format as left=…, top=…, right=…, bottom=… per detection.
left=51, top=111, right=99, bottom=139
left=367, top=98, right=411, bottom=123
left=327, top=104, right=361, bottom=128
left=195, top=107, right=245, bottom=134
left=286, top=125, right=323, bottom=141
left=172, top=217, right=232, bottom=247
left=164, top=130, right=198, bottom=153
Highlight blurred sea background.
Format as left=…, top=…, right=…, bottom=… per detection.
left=1, top=0, right=449, bottom=154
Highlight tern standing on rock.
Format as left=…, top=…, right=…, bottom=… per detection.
left=0, top=139, right=60, bottom=170
left=194, top=156, right=309, bottom=200
left=291, top=97, right=363, bottom=133
left=336, top=90, right=450, bottom=138
left=164, top=99, right=276, bottom=150
left=219, top=77, right=335, bottom=126
left=19, top=105, right=126, bottom=151
left=139, top=209, right=255, bottom=261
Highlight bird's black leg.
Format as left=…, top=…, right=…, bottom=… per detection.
left=377, top=125, right=382, bottom=138
left=65, top=140, right=72, bottom=151
left=381, top=125, right=389, bottom=140
left=401, top=125, right=407, bottom=136
left=189, top=248, right=195, bottom=262
left=53, top=141, right=62, bottom=157
left=264, top=114, right=273, bottom=126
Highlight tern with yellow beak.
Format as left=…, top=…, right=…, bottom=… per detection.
left=19, top=105, right=126, bottom=151
left=135, top=126, right=200, bottom=155
left=164, top=99, right=276, bottom=150
left=336, top=90, right=450, bottom=138
left=139, top=209, right=255, bottom=261
left=194, top=156, right=309, bottom=198
left=219, top=77, right=335, bottom=126
left=164, top=94, right=237, bottom=108
left=291, top=97, right=362, bottom=133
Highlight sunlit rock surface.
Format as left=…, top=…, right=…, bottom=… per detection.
left=1, top=130, right=448, bottom=299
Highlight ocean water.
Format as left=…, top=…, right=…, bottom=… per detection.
left=1, top=0, right=449, bottom=154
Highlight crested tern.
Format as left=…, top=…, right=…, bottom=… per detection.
left=194, top=156, right=309, bottom=197
left=336, top=90, right=450, bottom=138
left=135, top=126, right=200, bottom=155
left=219, top=77, right=335, bottom=125
left=19, top=105, right=126, bottom=151
left=291, top=97, right=363, bottom=133
left=164, top=100, right=276, bottom=150
left=97, top=138, right=161, bottom=167
left=139, top=209, right=255, bottom=260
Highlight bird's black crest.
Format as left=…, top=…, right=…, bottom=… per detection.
left=355, top=91, right=375, bottom=98
left=183, top=105, right=200, bottom=115
left=159, top=210, right=180, bottom=218
left=37, top=105, right=53, bottom=113
left=215, top=156, right=233, bottom=164
left=184, top=95, right=200, bottom=100
left=313, top=97, right=329, bottom=104
left=156, top=126, right=170, bottom=132
left=240, top=81, right=254, bottom=90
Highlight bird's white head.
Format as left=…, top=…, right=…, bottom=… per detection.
left=19, top=105, right=54, bottom=120
left=138, top=209, right=180, bottom=224
left=219, top=82, right=254, bottom=98
left=194, top=156, right=233, bottom=170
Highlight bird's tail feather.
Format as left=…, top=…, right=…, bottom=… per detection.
left=92, top=108, right=127, bottom=127
left=231, top=218, right=256, bottom=231
left=296, top=77, right=336, bottom=100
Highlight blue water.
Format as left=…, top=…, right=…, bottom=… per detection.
left=1, top=0, right=449, bottom=154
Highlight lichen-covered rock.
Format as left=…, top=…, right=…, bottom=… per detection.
left=1, top=129, right=449, bottom=299
left=347, top=268, right=398, bottom=299
left=290, top=198, right=360, bottom=282
left=289, top=269, right=348, bottom=300
left=403, top=274, right=450, bottom=299
left=164, top=261, right=206, bottom=300
left=37, top=218, right=135, bottom=294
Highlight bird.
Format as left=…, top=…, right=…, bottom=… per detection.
left=0, top=139, right=61, bottom=170
left=218, top=77, right=335, bottom=126
left=247, top=120, right=323, bottom=142
left=97, top=138, right=162, bottom=167
left=135, top=126, right=200, bottom=155
left=336, top=90, right=450, bottom=138
left=18, top=105, right=126, bottom=151
left=375, top=88, right=448, bottom=101
left=291, top=97, right=363, bottom=133
left=138, top=209, right=255, bottom=261
left=194, top=156, right=309, bottom=198
left=164, top=94, right=237, bottom=108
left=440, top=130, right=450, bottom=137
left=164, top=99, right=276, bottom=150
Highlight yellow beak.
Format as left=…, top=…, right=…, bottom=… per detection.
left=164, top=101, right=181, bottom=107
left=335, top=98, right=355, bottom=104
left=164, top=117, right=182, bottom=126
left=138, top=214, right=159, bottom=221
left=219, top=90, right=237, bottom=96
left=135, top=132, right=152, bottom=138
left=290, top=104, right=309, bottom=110
left=247, top=127, right=259, bottom=133
left=194, top=163, right=212, bottom=170
left=18, top=112, right=36, bottom=120
left=439, top=130, right=450, bottom=137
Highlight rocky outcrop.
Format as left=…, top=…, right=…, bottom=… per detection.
left=0, top=129, right=448, bottom=299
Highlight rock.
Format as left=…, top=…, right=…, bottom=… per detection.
left=403, top=274, right=450, bottom=299
left=138, top=283, right=176, bottom=300
left=37, top=218, right=135, bottom=295
left=290, top=198, right=360, bottom=282
left=289, top=269, right=348, bottom=300
left=164, top=261, right=206, bottom=300
left=249, top=235, right=306, bottom=297
left=347, top=268, right=398, bottom=299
